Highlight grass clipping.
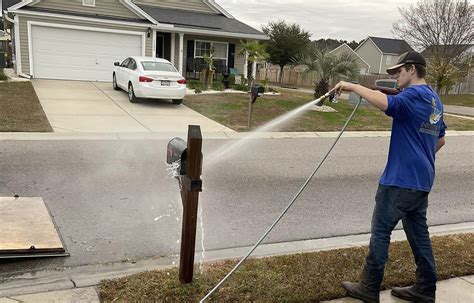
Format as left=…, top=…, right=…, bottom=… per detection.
left=100, top=233, right=473, bottom=302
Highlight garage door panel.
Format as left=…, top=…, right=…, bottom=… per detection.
left=31, top=25, right=143, bottom=81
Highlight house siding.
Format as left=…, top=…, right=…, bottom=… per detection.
left=331, top=44, right=370, bottom=74
left=355, top=39, right=382, bottom=74
left=134, top=0, right=216, bottom=14
left=380, top=54, right=400, bottom=75
left=32, top=0, right=142, bottom=19
left=17, top=14, right=152, bottom=75
left=171, top=34, right=246, bottom=77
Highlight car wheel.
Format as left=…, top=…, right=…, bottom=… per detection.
left=113, top=74, right=120, bottom=91
left=172, top=99, right=183, bottom=105
left=128, top=83, right=139, bottom=103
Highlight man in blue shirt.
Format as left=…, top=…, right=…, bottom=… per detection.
left=333, top=51, right=446, bottom=303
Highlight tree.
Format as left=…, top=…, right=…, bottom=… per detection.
left=393, top=0, right=473, bottom=93
left=295, top=47, right=359, bottom=103
left=238, top=40, right=269, bottom=88
left=262, top=20, right=311, bottom=84
left=313, top=38, right=361, bottom=51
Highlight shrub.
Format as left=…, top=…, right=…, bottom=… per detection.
left=0, top=69, right=8, bottom=81
left=212, top=81, right=225, bottom=91
left=217, top=73, right=225, bottom=83
left=260, top=78, right=270, bottom=92
left=228, top=75, right=236, bottom=87
left=240, top=75, right=248, bottom=85
left=194, top=88, right=202, bottom=94
left=232, top=84, right=249, bottom=92
left=187, top=80, right=203, bottom=90
left=269, top=87, right=279, bottom=93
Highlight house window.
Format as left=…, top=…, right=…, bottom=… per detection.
left=194, top=40, right=228, bottom=61
left=386, top=56, right=392, bottom=65
left=195, top=41, right=211, bottom=57
left=360, top=68, right=366, bottom=75
left=82, top=0, right=95, bottom=7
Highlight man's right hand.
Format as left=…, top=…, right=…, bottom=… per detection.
left=334, top=81, right=355, bottom=97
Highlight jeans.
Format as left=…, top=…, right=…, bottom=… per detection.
left=362, top=184, right=437, bottom=295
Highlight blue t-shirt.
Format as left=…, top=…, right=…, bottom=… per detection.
left=380, top=84, right=446, bottom=192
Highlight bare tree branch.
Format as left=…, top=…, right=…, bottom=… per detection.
left=392, top=0, right=473, bottom=92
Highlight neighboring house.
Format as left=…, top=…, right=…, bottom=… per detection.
left=354, top=36, right=414, bottom=75
left=2, top=0, right=266, bottom=81
left=329, top=43, right=370, bottom=75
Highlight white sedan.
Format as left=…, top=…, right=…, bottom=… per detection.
left=112, top=56, right=186, bottom=104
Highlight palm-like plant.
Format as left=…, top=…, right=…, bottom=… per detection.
left=296, top=47, right=359, bottom=103
left=238, top=40, right=269, bottom=88
left=203, top=47, right=216, bottom=71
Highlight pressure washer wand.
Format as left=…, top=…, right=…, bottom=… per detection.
left=200, top=88, right=361, bottom=303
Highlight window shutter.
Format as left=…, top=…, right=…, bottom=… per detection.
left=187, top=40, right=195, bottom=58
left=187, top=40, right=195, bottom=71
left=228, top=43, right=235, bottom=71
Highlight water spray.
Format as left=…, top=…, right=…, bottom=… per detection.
left=200, top=89, right=362, bottom=302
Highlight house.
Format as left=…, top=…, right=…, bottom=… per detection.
left=354, top=36, right=414, bottom=75
left=329, top=43, right=370, bottom=75
left=421, top=44, right=474, bottom=60
left=1, top=0, right=267, bottom=81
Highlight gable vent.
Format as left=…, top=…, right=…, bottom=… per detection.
left=82, top=0, right=95, bottom=7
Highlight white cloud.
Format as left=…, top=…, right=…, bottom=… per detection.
left=216, top=0, right=414, bottom=41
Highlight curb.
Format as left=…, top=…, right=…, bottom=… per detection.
left=0, top=130, right=473, bottom=141
left=0, top=222, right=472, bottom=298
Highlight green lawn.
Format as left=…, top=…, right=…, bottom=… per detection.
left=184, top=90, right=474, bottom=132
left=100, top=233, right=474, bottom=302
left=440, top=94, right=474, bottom=107
left=0, top=81, right=52, bottom=132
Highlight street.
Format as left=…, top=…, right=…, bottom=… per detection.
left=0, top=135, right=472, bottom=278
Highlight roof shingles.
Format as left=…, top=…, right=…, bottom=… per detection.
left=137, top=4, right=264, bottom=36
left=369, top=36, right=414, bottom=54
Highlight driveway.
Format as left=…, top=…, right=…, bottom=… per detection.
left=32, top=79, right=235, bottom=134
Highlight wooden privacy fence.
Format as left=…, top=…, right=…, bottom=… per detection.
left=257, top=67, right=473, bottom=93
left=257, top=68, right=396, bottom=89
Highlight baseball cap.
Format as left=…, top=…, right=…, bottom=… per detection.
left=386, top=51, right=426, bottom=75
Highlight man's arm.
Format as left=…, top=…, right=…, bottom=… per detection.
left=334, top=81, right=388, bottom=111
left=436, top=137, right=445, bottom=153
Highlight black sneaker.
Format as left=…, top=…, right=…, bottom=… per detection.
left=341, top=281, right=380, bottom=303
left=391, top=286, right=435, bottom=302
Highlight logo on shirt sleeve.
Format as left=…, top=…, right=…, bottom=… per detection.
left=419, top=97, right=442, bottom=136
left=429, top=97, right=442, bottom=124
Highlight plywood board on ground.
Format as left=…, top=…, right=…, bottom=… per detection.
left=0, top=197, right=66, bottom=257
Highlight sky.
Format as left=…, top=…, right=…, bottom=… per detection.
left=216, top=0, right=415, bottom=42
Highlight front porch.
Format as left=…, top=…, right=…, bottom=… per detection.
left=154, top=31, right=255, bottom=81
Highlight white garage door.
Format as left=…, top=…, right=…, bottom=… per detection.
left=31, top=25, right=143, bottom=81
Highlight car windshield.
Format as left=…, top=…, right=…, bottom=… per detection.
left=377, top=81, right=397, bottom=89
left=141, top=61, right=177, bottom=72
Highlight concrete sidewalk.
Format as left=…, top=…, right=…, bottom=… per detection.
left=444, top=105, right=474, bottom=117
left=0, top=130, right=472, bottom=141
left=1, top=277, right=472, bottom=302
left=324, top=276, right=474, bottom=302
left=0, top=222, right=472, bottom=301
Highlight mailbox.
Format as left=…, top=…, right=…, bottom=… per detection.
left=167, top=137, right=188, bottom=176
left=167, top=137, right=203, bottom=176
left=250, top=85, right=264, bottom=104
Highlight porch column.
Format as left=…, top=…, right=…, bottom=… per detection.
left=152, top=30, right=157, bottom=58
left=178, top=33, right=184, bottom=76
left=252, top=61, right=257, bottom=80
left=171, top=33, right=176, bottom=66
left=243, top=52, right=248, bottom=79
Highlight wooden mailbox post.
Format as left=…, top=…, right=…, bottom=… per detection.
left=178, top=125, right=203, bottom=283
